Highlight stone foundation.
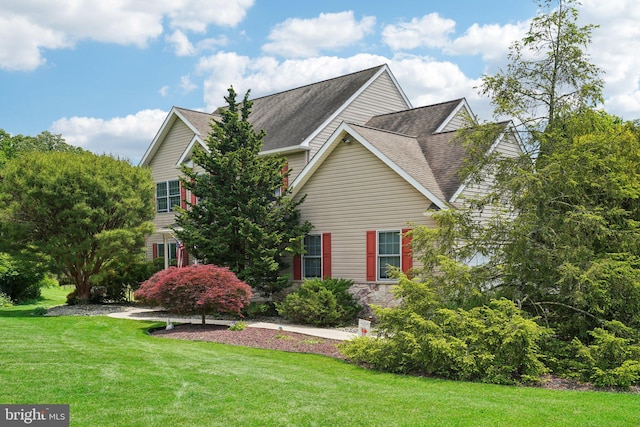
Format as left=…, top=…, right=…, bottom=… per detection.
left=349, top=282, right=400, bottom=315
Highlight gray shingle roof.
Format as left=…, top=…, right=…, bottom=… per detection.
left=176, top=65, right=387, bottom=152
left=363, top=99, right=469, bottom=201
left=249, top=65, right=386, bottom=151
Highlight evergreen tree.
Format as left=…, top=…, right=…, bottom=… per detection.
left=176, top=87, right=312, bottom=297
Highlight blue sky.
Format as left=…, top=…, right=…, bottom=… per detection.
left=1, top=0, right=639, bottom=164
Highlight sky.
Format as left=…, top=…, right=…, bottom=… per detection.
left=1, top=0, right=639, bottom=164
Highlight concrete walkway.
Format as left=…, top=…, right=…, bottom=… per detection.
left=108, top=307, right=358, bottom=341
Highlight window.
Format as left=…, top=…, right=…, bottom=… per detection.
left=293, top=233, right=331, bottom=280
left=156, top=180, right=181, bottom=212
left=366, top=229, right=411, bottom=282
left=377, top=231, right=401, bottom=280
left=157, top=243, right=177, bottom=261
left=303, top=234, right=322, bottom=278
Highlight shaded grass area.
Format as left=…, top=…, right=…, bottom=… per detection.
left=0, top=285, right=69, bottom=317
left=1, top=294, right=639, bottom=425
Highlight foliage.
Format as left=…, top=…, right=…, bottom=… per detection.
left=0, top=129, right=83, bottom=168
left=32, top=306, right=47, bottom=316
left=91, top=256, right=161, bottom=303
left=134, top=264, right=252, bottom=324
left=242, top=301, right=278, bottom=318
left=277, top=278, right=361, bottom=327
left=0, top=151, right=155, bottom=303
left=0, top=292, right=12, bottom=307
left=479, top=0, right=603, bottom=154
left=340, top=276, right=550, bottom=385
left=0, top=252, right=45, bottom=303
left=176, top=87, right=312, bottom=297
left=229, top=321, right=247, bottom=331
left=569, top=321, right=640, bottom=388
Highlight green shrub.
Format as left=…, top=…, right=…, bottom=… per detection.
left=277, top=278, right=361, bottom=327
left=229, top=321, right=247, bottom=331
left=32, top=306, right=47, bottom=316
left=0, top=292, right=13, bottom=307
left=242, top=301, right=278, bottom=318
left=571, top=321, right=640, bottom=388
left=0, top=253, right=45, bottom=303
left=66, top=290, right=79, bottom=306
left=340, top=293, right=550, bottom=385
left=92, top=257, right=161, bottom=303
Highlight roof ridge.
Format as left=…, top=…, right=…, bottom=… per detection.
left=245, top=64, right=386, bottom=104
left=175, top=106, right=214, bottom=116
left=348, top=122, right=417, bottom=139
left=370, top=98, right=465, bottom=119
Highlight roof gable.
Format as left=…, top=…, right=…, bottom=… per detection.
left=140, top=64, right=409, bottom=167
left=291, top=122, right=450, bottom=210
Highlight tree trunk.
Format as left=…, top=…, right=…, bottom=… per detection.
left=201, top=311, right=206, bottom=325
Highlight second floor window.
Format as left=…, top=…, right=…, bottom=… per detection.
left=156, top=180, right=181, bottom=212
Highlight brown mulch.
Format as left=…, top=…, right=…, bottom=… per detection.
left=151, top=323, right=346, bottom=359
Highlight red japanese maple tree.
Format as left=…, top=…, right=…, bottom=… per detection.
left=135, top=264, right=252, bottom=324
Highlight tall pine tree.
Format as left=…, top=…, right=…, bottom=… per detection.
left=176, top=87, right=311, bottom=297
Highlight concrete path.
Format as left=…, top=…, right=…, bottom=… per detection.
left=108, top=307, right=357, bottom=341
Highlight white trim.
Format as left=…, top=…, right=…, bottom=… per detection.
left=139, top=107, right=202, bottom=167
left=175, top=135, right=208, bottom=167
left=290, top=122, right=449, bottom=210
left=300, top=65, right=411, bottom=148
left=258, top=145, right=311, bottom=157
left=435, top=99, right=475, bottom=134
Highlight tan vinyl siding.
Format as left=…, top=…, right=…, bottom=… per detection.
left=147, top=119, right=196, bottom=257
left=441, top=108, right=472, bottom=132
left=455, top=133, right=522, bottom=223
left=285, top=151, right=307, bottom=182
left=307, top=72, right=410, bottom=159
left=293, top=140, right=436, bottom=282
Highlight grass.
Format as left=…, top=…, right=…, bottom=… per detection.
left=1, top=288, right=639, bottom=426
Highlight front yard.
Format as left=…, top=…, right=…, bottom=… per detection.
left=0, top=287, right=639, bottom=426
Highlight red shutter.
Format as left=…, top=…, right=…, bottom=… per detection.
left=402, top=228, right=413, bottom=275
left=152, top=243, right=158, bottom=259
left=183, top=248, right=189, bottom=265
left=190, top=179, right=197, bottom=205
left=180, top=182, right=187, bottom=209
left=322, top=233, right=332, bottom=279
left=366, top=231, right=376, bottom=281
left=293, top=254, right=302, bottom=280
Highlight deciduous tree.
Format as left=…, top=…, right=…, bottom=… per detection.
left=134, top=264, right=252, bottom=324
left=0, top=151, right=154, bottom=303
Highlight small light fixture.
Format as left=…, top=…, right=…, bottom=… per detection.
left=341, top=136, right=352, bottom=144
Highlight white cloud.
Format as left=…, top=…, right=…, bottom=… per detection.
left=0, top=14, right=71, bottom=71
left=262, top=11, right=376, bottom=58
left=166, top=30, right=195, bottom=56
left=448, top=22, right=528, bottom=61
left=180, top=75, right=198, bottom=93
left=159, top=85, right=170, bottom=97
left=580, top=0, right=640, bottom=119
left=50, top=109, right=168, bottom=163
left=0, top=0, right=253, bottom=71
left=382, top=13, right=456, bottom=50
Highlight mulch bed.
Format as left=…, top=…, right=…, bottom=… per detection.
left=151, top=323, right=346, bottom=359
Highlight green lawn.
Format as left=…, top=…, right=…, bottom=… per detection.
left=1, top=288, right=639, bottom=426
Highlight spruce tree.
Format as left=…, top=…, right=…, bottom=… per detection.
left=176, top=87, right=311, bottom=297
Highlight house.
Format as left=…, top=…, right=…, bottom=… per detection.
left=140, top=64, right=521, bottom=306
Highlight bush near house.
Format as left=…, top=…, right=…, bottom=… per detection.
left=277, top=278, right=362, bottom=327
left=134, top=264, right=252, bottom=324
